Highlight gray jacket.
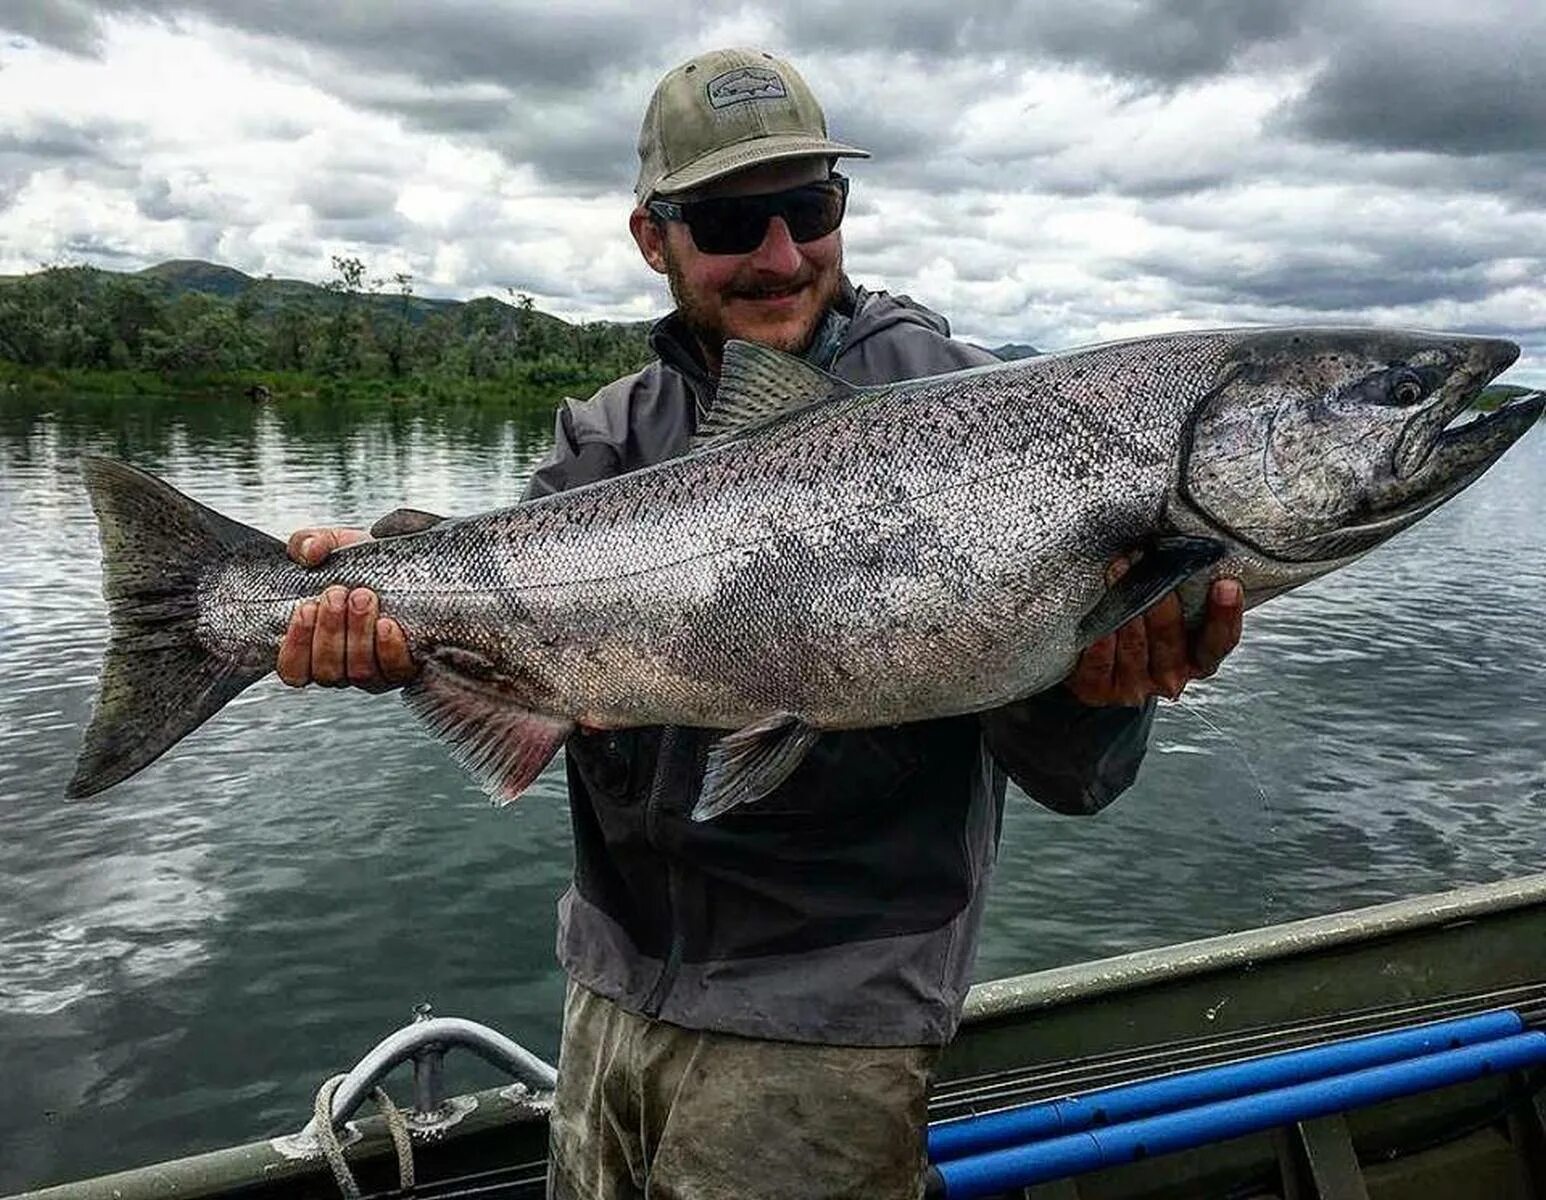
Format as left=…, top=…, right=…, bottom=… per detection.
left=524, top=281, right=1155, bottom=1046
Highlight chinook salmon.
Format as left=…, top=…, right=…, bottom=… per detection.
left=70, top=328, right=1541, bottom=818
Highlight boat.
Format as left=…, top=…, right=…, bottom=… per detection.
left=11, top=873, right=1546, bottom=1200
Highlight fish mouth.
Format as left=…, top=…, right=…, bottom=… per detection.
left=1393, top=336, right=1523, bottom=482
left=1341, top=387, right=1541, bottom=537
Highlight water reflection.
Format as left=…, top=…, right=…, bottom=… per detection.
left=0, top=390, right=1542, bottom=1188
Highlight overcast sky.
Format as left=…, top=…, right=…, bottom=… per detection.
left=2, top=1, right=1543, bottom=382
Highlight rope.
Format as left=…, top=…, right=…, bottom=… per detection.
left=313, top=1072, right=417, bottom=1198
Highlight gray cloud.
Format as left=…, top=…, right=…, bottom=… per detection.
left=1031, top=0, right=1306, bottom=83
left=0, top=114, right=138, bottom=163
left=61, top=230, right=138, bottom=259
left=1130, top=245, right=1503, bottom=313
left=774, top=0, right=1308, bottom=83
left=0, top=115, right=145, bottom=208
left=308, top=213, right=412, bottom=246
left=1283, top=13, right=1546, bottom=155
left=295, top=175, right=397, bottom=222
left=7, top=1, right=697, bottom=89
left=1, top=0, right=104, bottom=55
left=1, top=0, right=1544, bottom=384
left=133, top=176, right=177, bottom=220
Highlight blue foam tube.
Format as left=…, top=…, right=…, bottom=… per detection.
left=929, top=1009, right=1523, bottom=1162
left=932, top=1030, right=1546, bottom=1199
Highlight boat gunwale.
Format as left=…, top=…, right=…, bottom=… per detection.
left=962, top=872, right=1546, bottom=1024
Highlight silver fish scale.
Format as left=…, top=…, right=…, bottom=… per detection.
left=202, top=332, right=1236, bottom=731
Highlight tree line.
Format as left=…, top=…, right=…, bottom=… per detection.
left=0, top=257, right=655, bottom=402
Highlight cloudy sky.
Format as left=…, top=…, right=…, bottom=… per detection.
left=2, top=1, right=1543, bottom=382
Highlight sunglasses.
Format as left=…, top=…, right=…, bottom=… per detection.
left=648, top=173, right=849, bottom=256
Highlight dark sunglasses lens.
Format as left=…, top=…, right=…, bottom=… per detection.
left=685, top=201, right=765, bottom=255
left=685, top=182, right=846, bottom=255
left=781, top=186, right=847, bottom=243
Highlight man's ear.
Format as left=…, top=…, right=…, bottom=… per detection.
left=630, top=207, right=669, bottom=275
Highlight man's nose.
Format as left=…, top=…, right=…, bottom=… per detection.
left=746, top=216, right=803, bottom=274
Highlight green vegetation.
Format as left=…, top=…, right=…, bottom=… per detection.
left=0, top=258, right=655, bottom=407
left=1475, top=383, right=1536, bottom=412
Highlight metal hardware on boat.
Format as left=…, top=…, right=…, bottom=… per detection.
left=272, top=1007, right=558, bottom=1156
left=408, top=1002, right=454, bottom=1133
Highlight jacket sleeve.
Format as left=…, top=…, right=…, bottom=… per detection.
left=523, top=396, right=626, bottom=501
left=981, top=690, right=1156, bottom=816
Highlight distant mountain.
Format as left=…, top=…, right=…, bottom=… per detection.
left=136, top=259, right=258, bottom=298
left=127, top=258, right=520, bottom=327
left=991, top=342, right=1041, bottom=360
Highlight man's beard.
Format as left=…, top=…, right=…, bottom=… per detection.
left=664, top=247, right=842, bottom=366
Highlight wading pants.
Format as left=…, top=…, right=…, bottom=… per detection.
left=547, top=982, right=938, bottom=1200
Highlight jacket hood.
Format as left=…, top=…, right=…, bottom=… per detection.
left=843, top=280, right=954, bottom=348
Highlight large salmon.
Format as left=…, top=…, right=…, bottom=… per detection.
left=70, top=329, right=1541, bottom=818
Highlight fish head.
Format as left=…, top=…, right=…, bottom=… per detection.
left=1181, top=329, right=1541, bottom=566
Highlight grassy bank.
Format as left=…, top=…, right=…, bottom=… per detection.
left=0, top=359, right=624, bottom=409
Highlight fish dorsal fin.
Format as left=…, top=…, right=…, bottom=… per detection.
left=694, top=340, right=854, bottom=448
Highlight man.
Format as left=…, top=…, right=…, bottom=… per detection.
left=279, top=48, right=1243, bottom=1199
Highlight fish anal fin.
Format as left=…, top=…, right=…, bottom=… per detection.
left=1077, top=535, right=1228, bottom=644
left=403, top=658, right=572, bottom=805
left=692, top=713, right=821, bottom=822
left=694, top=340, right=855, bottom=448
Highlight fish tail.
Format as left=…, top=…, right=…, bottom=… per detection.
left=68, top=456, right=284, bottom=798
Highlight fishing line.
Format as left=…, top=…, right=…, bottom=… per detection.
left=1172, top=695, right=1279, bottom=925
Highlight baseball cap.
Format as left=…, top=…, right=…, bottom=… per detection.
left=635, top=48, right=870, bottom=204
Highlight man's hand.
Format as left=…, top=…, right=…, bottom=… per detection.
left=1065, top=565, right=1243, bottom=708
left=276, top=526, right=418, bottom=691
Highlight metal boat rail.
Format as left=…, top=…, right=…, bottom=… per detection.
left=274, top=1004, right=558, bottom=1155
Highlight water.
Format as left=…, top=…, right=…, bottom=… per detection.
left=1, top=392, right=1543, bottom=1189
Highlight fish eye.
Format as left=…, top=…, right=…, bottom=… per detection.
left=1390, top=370, right=1426, bottom=406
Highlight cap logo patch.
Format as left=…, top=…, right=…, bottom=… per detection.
left=707, top=66, right=787, bottom=109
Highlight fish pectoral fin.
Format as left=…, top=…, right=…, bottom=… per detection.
left=692, top=713, right=822, bottom=822
left=1077, top=535, right=1228, bottom=644
left=693, top=340, right=856, bottom=449
left=402, top=660, right=572, bottom=806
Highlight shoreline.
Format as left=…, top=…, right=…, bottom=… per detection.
left=0, top=361, right=622, bottom=408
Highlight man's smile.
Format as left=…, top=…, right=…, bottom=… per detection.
left=731, top=281, right=809, bottom=308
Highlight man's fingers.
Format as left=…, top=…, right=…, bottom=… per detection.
left=1144, top=593, right=1188, bottom=699
left=1113, top=617, right=1152, bottom=706
left=1192, top=578, right=1244, bottom=678
left=286, top=526, right=370, bottom=567
left=345, top=588, right=382, bottom=688
left=1066, top=634, right=1117, bottom=704
left=276, top=600, right=317, bottom=686
left=376, top=618, right=418, bottom=685
left=311, top=586, right=349, bottom=685
left=286, top=527, right=330, bottom=566
left=333, top=528, right=371, bottom=551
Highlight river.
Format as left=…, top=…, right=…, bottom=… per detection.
left=1, top=391, right=1542, bottom=1189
